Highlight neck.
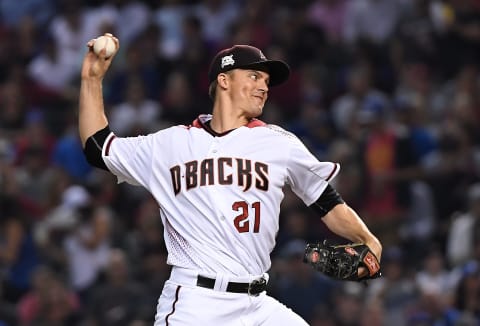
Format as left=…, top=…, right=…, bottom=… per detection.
left=210, top=99, right=250, bottom=133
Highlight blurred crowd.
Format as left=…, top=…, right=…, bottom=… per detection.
left=1, top=0, right=480, bottom=325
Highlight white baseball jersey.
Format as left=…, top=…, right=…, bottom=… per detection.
left=102, top=114, right=339, bottom=277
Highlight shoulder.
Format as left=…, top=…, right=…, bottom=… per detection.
left=264, top=124, right=298, bottom=139
left=244, top=124, right=306, bottom=152
left=258, top=124, right=305, bottom=148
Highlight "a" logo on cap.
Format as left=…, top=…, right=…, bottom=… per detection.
left=221, top=55, right=235, bottom=68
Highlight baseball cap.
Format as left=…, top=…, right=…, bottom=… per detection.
left=208, top=45, right=290, bottom=86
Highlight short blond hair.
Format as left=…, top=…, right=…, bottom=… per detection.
left=208, top=80, right=218, bottom=101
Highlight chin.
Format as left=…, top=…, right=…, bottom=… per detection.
left=250, top=107, right=263, bottom=118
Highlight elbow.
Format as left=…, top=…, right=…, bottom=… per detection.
left=83, top=126, right=112, bottom=171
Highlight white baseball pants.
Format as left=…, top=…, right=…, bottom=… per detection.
left=154, top=267, right=308, bottom=326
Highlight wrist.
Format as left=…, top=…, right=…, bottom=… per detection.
left=81, top=76, right=103, bottom=82
left=365, top=237, right=382, bottom=261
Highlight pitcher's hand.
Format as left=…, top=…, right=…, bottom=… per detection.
left=81, top=33, right=119, bottom=81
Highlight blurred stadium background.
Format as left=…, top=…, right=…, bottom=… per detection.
left=1, top=0, right=480, bottom=325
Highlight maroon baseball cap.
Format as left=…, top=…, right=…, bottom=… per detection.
left=208, top=45, right=290, bottom=86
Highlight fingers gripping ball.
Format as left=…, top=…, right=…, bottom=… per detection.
left=93, top=35, right=116, bottom=58
left=304, top=241, right=381, bottom=282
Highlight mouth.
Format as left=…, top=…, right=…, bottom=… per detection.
left=253, top=95, right=264, bottom=102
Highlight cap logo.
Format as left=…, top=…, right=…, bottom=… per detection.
left=221, top=55, right=235, bottom=68
left=259, top=51, right=266, bottom=60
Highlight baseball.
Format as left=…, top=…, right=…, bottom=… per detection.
left=93, top=35, right=116, bottom=58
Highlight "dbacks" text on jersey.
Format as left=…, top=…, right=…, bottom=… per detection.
left=170, top=157, right=269, bottom=195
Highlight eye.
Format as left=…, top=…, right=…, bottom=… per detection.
left=250, top=73, right=258, bottom=81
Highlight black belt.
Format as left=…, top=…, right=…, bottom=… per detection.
left=196, top=275, right=267, bottom=296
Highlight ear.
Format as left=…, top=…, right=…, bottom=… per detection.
left=217, top=73, right=229, bottom=89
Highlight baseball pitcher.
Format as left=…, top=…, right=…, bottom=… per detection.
left=79, top=33, right=382, bottom=325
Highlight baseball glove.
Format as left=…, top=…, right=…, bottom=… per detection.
left=303, top=241, right=381, bottom=282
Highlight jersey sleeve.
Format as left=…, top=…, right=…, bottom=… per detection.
left=286, top=137, right=340, bottom=206
left=101, top=132, right=155, bottom=187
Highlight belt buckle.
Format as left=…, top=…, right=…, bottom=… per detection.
left=247, top=277, right=266, bottom=296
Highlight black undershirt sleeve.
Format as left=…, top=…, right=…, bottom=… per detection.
left=309, top=183, right=345, bottom=217
left=83, top=125, right=111, bottom=171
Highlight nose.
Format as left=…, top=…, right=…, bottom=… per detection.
left=259, top=81, right=268, bottom=94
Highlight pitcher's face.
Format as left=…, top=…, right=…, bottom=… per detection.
left=227, top=69, right=270, bottom=118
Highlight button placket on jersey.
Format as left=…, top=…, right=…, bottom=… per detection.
left=209, top=138, right=224, bottom=221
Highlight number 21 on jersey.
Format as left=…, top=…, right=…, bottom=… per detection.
left=232, top=201, right=261, bottom=233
